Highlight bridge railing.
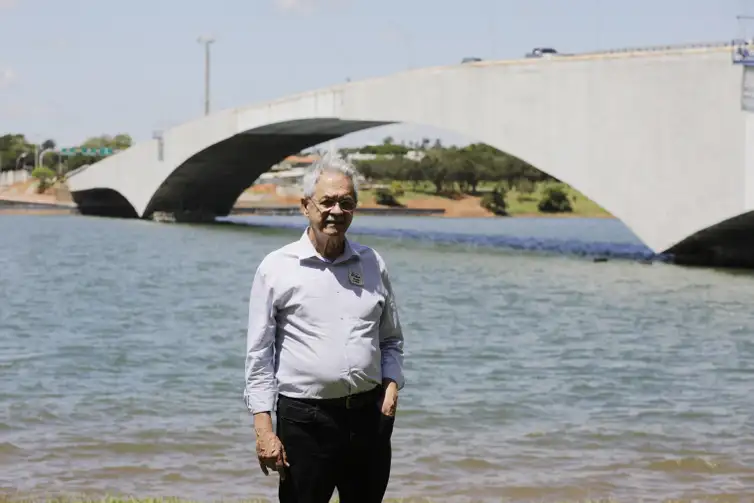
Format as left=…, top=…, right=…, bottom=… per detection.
left=576, top=40, right=734, bottom=57
left=64, top=164, right=91, bottom=178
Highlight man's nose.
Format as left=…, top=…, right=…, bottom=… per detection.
left=330, top=203, right=344, bottom=215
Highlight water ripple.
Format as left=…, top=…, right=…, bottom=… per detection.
left=2, top=214, right=754, bottom=502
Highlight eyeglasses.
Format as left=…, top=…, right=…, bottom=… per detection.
left=310, top=197, right=357, bottom=212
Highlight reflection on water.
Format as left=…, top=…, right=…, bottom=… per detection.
left=1, top=214, right=754, bottom=502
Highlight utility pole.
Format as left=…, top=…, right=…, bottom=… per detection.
left=197, top=35, right=215, bottom=116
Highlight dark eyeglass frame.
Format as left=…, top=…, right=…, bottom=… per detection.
left=309, top=196, right=357, bottom=213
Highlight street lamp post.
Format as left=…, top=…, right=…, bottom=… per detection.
left=197, top=35, right=215, bottom=116
left=16, top=152, right=28, bottom=171
left=153, top=130, right=164, bottom=162
left=38, top=148, right=55, bottom=172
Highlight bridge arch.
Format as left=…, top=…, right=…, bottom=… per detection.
left=143, top=119, right=388, bottom=219
left=67, top=46, right=749, bottom=255
left=72, top=188, right=138, bottom=218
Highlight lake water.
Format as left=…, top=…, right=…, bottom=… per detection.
left=2, top=213, right=754, bottom=503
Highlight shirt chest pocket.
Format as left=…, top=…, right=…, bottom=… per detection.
left=293, top=288, right=385, bottom=327
left=343, top=289, right=385, bottom=322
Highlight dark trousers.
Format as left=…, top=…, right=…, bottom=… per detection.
left=276, top=386, right=395, bottom=503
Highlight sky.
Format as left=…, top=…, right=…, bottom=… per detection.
left=0, top=0, right=751, bottom=150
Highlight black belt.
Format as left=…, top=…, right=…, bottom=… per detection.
left=281, top=386, right=381, bottom=410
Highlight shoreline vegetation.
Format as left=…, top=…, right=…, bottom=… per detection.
left=239, top=183, right=612, bottom=219
left=1, top=133, right=613, bottom=219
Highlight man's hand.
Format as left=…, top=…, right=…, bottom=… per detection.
left=380, top=379, right=399, bottom=417
left=254, top=412, right=289, bottom=480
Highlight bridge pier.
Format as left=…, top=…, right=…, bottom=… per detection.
left=670, top=244, right=754, bottom=269
left=72, top=188, right=139, bottom=218
left=666, top=211, right=754, bottom=268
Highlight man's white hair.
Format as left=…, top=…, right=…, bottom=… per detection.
left=301, top=150, right=359, bottom=201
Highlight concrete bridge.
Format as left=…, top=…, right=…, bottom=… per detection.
left=67, top=42, right=754, bottom=267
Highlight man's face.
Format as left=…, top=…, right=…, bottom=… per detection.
left=302, top=170, right=356, bottom=237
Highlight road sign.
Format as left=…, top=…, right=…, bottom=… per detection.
left=60, top=147, right=117, bottom=156
left=732, top=41, right=754, bottom=65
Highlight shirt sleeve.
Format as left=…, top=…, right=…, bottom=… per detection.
left=378, top=261, right=405, bottom=390
left=243, top=262, right=278, bottom=414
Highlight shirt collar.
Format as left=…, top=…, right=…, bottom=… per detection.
left=294, top=227, right=360, bottom=265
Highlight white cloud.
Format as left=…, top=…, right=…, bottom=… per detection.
left=273, top=0, right=347, bottom=15
left=0, top=0, right=18, bottom=10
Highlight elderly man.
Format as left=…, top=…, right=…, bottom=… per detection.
left=243, top=153, right=405, bottom=503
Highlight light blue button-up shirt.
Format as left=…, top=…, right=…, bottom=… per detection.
left=243, top=229, right=405, bottom=414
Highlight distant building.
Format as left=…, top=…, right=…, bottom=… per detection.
left=405, top=150, right=426, bottom=162
left=253, top=153, right=366, bottom=196
left=256, top=166, right=309, bottom=187
left=255, top=154, right=318, bottom=189
left=270, top=154, right=320, bottom=172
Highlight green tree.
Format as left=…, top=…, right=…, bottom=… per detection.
left=31, top=166, right=57, bottom=193
left=0, top=134, right=34, bottom=171
left=419, top=150, right=448, bottom=193
left=355, top=161, right=375, bottom=180
left=404, top=160, right=426, bottom=190
left=64, top=133, right=133, bottom=172
left=455, top=145, right=496, bottom=193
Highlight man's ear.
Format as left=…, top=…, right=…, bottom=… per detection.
left=300, top=198, right=309, bottom=217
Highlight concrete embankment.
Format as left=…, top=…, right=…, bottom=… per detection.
left=0, top=179, right=76, bottom=214
left=0, top=199, right=76, bottom=215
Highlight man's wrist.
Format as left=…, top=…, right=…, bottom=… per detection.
left=253, top=411, right=274, bottom=435
left=382, top=378, right=398, bottom=393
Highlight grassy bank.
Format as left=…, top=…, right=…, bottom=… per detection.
left=357, top=181, right=612, bottom=218
left=501, top=184, right=610, bottom=217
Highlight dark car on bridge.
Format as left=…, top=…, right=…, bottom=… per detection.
left=525, top=47, right=560, bottom=58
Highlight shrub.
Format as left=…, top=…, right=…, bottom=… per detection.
left=374, top=188, right=401, bottom=207
left=537, top=184, right=573, bottom=213
left=480, top=189, right=507, bottom=216
left=31, top=166, right=57, bottom=194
